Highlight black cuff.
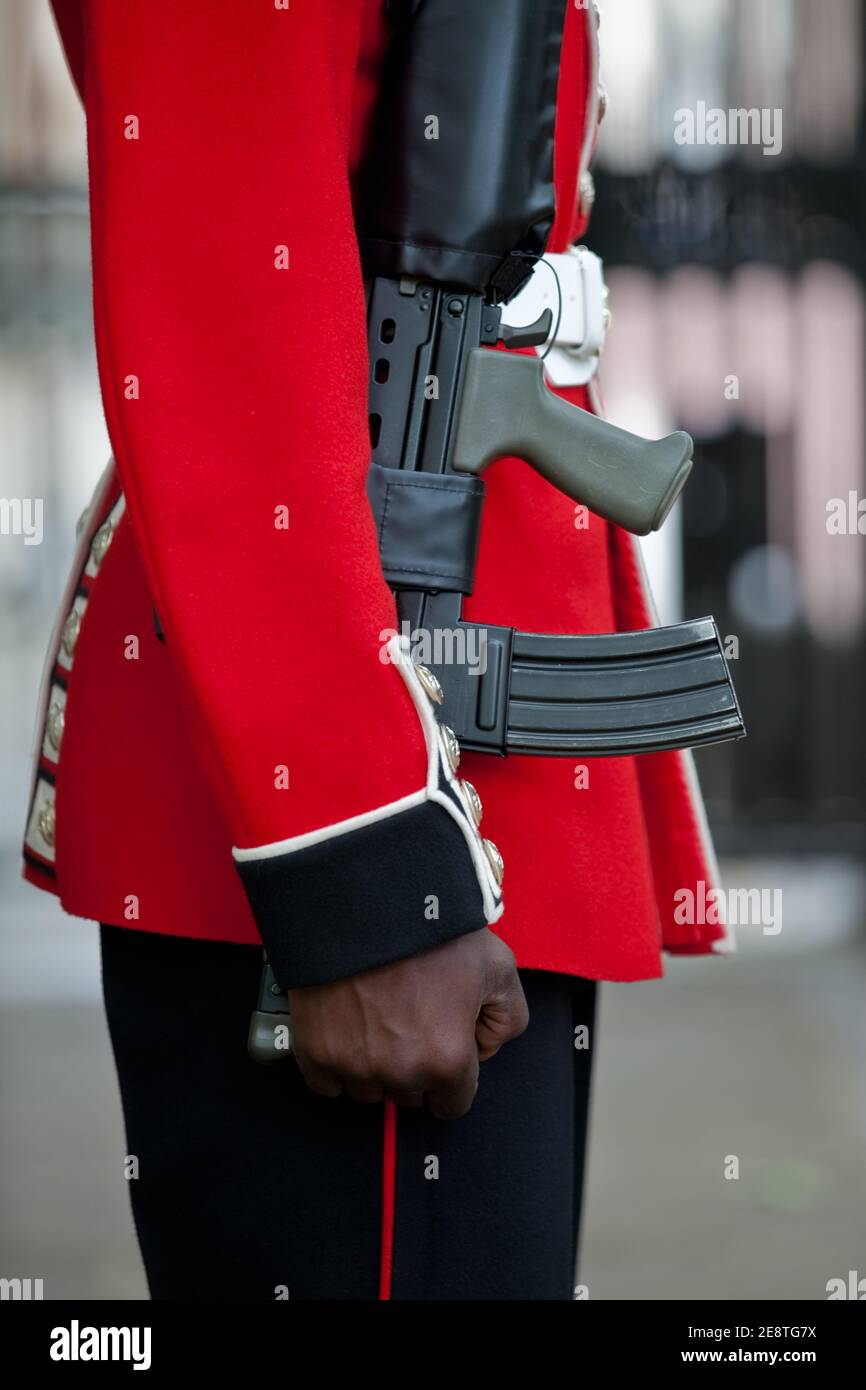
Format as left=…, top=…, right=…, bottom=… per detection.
left=232, top=635, right=504, bottom=990
left=236, top=799, right=488, bottom=989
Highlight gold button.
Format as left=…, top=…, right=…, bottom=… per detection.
left=598, top=82, right=608, bottom=122
left=439, top=724, right=460, bottom=775
left=460, top=779, right=482, bottom=828
left=90, top=519, right=115, bottom=568
left=579, top=171, right=596, bottom=220
left=46, top=702, right=65, bottom=752
left=38, top=799, right=56, bottom=848
left=414, top=663, right=443, bottom=705
left=61, top=608, right=81, bottom=658
left=482, top=838, right=504, bottom=886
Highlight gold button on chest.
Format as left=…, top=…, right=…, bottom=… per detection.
left=61, top=609, right=81, bottom=658
left=38, top=799, right=56, bottom=848
left=46, top=702, right=65, bottom=752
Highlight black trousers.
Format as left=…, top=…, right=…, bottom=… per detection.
left=100, top=924, right=597, bottom=1300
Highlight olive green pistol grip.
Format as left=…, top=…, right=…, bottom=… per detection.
left=452, top=348, right=694, bottom=536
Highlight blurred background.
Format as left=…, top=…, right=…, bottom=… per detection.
left=1, top=0, right=865, bottom=1299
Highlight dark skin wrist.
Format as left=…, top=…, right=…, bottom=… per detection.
left=288, top=929, right=529, bottom=1120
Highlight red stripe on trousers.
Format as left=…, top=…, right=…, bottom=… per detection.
left=378, top=1099, right=397, bottom=1300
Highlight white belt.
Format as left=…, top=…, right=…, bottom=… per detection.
left=500, top=246, right=609, bottom=387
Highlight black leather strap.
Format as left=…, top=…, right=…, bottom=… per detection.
left=367, top=462, right=485, bottom=593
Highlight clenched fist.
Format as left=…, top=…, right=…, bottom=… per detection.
left=288, top=929, right=528, bottom=1119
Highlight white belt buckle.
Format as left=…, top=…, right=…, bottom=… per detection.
left=500, top=246, right=608, bottom=387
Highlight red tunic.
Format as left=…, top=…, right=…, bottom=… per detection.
left=24, top=0, right=726, bottom=982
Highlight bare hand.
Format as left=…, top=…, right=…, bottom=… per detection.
left=288, top=930, right=528, bottom=1119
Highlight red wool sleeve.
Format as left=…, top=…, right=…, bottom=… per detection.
left=79, top=0, right=428, bottom=849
